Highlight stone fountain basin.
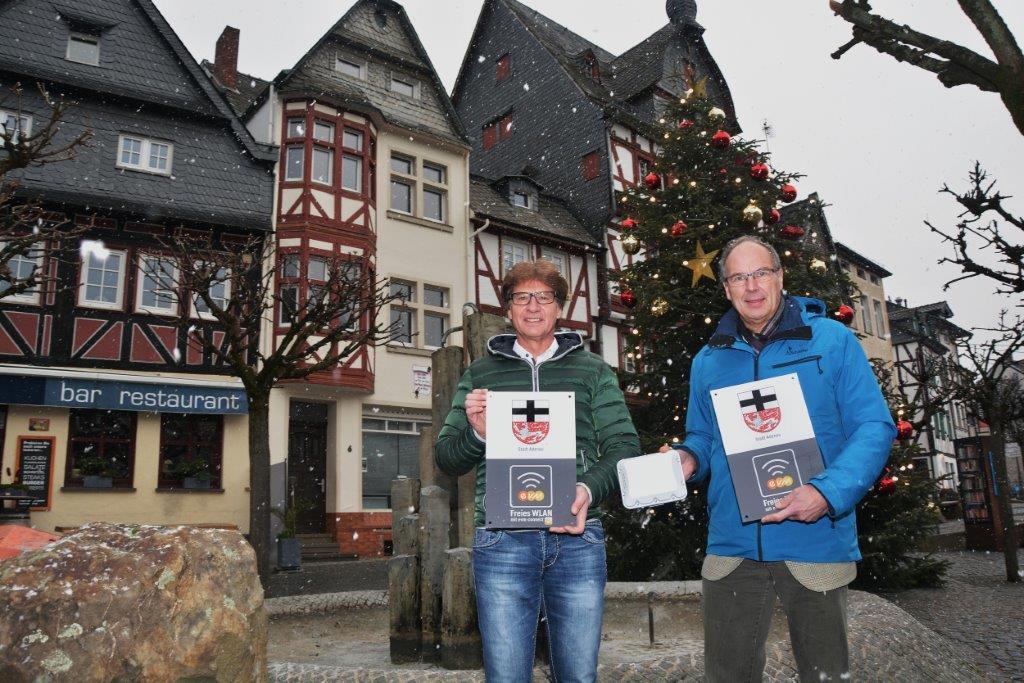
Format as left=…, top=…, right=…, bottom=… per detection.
left=266, top=583, right=986, bottom=682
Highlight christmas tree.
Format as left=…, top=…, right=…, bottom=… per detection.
left=606, top=84, right=944, bottom=589
left=853, top=362, right=948, bottom=589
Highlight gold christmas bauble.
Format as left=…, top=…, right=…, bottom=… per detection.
left=708, top=106, right=727, bottom=120
left=742, top=203, right=763, bottom=225
left=620, top=233, right=641, bottom=255
left=651, top=297, right=669, bottom=316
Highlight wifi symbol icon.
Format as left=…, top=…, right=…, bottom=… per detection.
left=760, top=458, right=790, bottom=477
left=510, top=465, right=553, bottom=507
left=517, top=471, right=546, bottom=489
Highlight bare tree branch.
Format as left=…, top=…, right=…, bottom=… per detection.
left=829, top=0, right=1024, bottom=135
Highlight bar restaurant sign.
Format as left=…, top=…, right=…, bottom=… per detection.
left=0, top=375, right=248, bottom=415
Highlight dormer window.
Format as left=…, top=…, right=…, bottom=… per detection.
left=336, top=55, right=365, bottom=80
left=117, top=135, right=173, bottom=176
left=511, top=191, right=530, bottom=209
left=67, top=31, right=100, bottom=66
left=390, top=76, right=419, bottom=99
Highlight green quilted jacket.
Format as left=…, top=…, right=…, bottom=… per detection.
left=434, top=332, right=641, bottom=526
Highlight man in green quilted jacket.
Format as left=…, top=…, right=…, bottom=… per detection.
left=435, top=259, right=640, bottom=683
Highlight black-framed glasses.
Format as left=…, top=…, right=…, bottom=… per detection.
left=724, top=267, right=780, bottom=287
left=509, top=290, right=556, bottom=305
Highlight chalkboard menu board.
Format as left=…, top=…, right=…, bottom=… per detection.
left=16, top=437, right=54, bottom=510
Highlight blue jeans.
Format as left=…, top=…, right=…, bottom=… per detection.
left=472, top=521, right=607, bottom=683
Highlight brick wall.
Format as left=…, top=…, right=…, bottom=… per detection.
left=329, top=511, right=392, bottom=557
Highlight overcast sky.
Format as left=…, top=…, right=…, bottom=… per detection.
left=155, top=0, right=1024, bottom=337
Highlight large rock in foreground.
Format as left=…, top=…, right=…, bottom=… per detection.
left=0, top=523, right=266, bottom=682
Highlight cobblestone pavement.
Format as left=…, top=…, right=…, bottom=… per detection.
left=879, top=549, right=1024, bottom=682
left=267, top=585, right=983, bottom=682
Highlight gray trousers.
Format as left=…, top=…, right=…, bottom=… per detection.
left=703, top=559, right=850, bottom=682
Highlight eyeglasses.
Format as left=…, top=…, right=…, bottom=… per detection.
left=724, top=267, right=780, bottom=287
left=509, top=290, right=557, bottom=305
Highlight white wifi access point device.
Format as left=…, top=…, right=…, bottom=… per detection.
left=617, top=450, right=688, bottom=510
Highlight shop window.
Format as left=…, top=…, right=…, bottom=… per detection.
left=65, top=409, right=136, bottom=489
left=158, top=413, right=223, bottom=489
left=361, top=415, right=426, bottom=509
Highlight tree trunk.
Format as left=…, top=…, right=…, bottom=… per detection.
left=989, top=420, right=1021, bottom=582
left=247, top=393, right=273, bottom=588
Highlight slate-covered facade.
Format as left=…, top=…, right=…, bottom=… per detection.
left=453, top=0, right=737, bottom=367
left=209, top=0, right=471, bottom=556
left=0, top=0, right=274, bottom=531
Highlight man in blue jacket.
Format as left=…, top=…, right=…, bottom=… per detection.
left=673, top=235, right=894, bottom=682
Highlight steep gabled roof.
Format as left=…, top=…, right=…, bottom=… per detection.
left=471, top=175, right=598, bottom=248
left=777, top=192, right=838, bottom=258
left=456, top=0, right=737, bottom=130
left=262, top=0, right=467, bottom=146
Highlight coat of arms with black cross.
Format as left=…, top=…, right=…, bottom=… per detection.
left=511, top=399, right=550, bottom=444
left=738, top=387, right=781, bottom=434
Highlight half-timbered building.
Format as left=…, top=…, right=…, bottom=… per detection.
left=453, top=0, right=737, bottom=365
left=213, top=0, right=471, bottom=556
left=0, top=0, right=275, bottom=531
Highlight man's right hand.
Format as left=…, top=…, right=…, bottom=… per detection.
left=465, top=388, right=488, bottom=438
left=660, top=443, right=696, bottom=480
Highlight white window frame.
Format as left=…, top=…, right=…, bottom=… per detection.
left=389, top=74, right=420, bottom=99
left=389, top=154, right=416, bottom=215
left=0, top=110, right=32, bottom=145
left=136, top=254, right=179, bottom=315
left=388, top=279, right=451, bottom=350
left=502, top=239, right=531, bottom=274
left=421, top=162, right=448, bottom=224
left=872, top=299, right=886, bottom=338
left=311, top=146, right=333, bottom=186
left=116, top=135, right=174, bottom=176
left=540, top=248, right=570, bottom=282
left=191, top=265, right=231, bottom=319
left=336, top=54, right=367, bottom=80
left=0, top=241, right=45, bottom=305
left=66, top=31, right=100, bottom=66
left=78, top=245, right=127, bottom=311
left=859, top=294, right=873, bottom=335
left=510, top=191, right=530, bottom=209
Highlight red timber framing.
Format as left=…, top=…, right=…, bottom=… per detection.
left=473, top=226, right=592, bottom=337
left=276, top=100, right=377, bottom=240
left=0, top=214, right=247, bottom=373
left=274, top=99, right=379, bottom=392
left=609, top=127, right=657, bottom=193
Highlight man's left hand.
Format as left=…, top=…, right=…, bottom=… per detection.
left=550, top=485, right=590, bottom=534
left=761, top=485, right=829, bottom=524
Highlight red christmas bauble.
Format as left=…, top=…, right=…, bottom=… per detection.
left=779, top=225, right=805, bottom=240
left=620, top=289, right=637, bottom=309
left=671, top=220, right=687, bottom=237
left=765, top=208, right=781, bottom=225
left=896, top=420, right=913, bottom=440
left=750, top=163, right=769, bottom=181
left=878, top=477, right=896, bottom=494
left=677, top=119, right=694, bottom=131
left=711, top=130, right=732, bottom=148
left=644, top=172, right=661, bottom=189
left=834, top=304, right=855, bottom=325
left=781, top=184, right=798, bottom=203
left=620, top=217, right=638, bottom=230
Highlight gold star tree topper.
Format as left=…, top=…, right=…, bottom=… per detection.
left=683, top=241, right=719, bottom=288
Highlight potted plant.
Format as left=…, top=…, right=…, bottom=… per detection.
left=78, top=455, right=114, bottom=488
left=173, top=459, right=214, bottom=490
left=272, top=497, right=311, bottom=570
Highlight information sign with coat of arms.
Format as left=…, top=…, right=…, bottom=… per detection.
left=710, top=373, right=824, bottom=522
left=485, top=391, right=576, bottom=529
